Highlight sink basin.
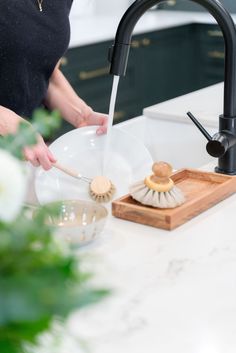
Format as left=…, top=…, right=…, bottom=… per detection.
left=117, top=115, right=217, bottom=169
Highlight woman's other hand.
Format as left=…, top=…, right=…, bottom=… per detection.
left=77, top=108, right=108, bottom=135
left=23, top=135, right=56, bottom=170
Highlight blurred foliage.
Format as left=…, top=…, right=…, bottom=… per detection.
left=0, top=109, right=109, bottom=353
left=0, top=109, right=61, bottom=159
left=0, top=206, right=108, bottom=353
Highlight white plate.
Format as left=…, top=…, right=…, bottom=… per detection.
left=35, top=126, right=153, bottom=205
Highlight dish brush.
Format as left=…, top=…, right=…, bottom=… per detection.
left=53, top=162, right=116, bottom=203
left=129, top=161, right=185, bottom=208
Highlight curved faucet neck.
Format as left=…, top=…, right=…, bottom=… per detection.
left=111, top=0, right=236, bottom=117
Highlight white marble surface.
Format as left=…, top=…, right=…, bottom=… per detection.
left=144, top=82, right=223, bottom=128
left=64, top=161, right=236, bottom=353
left=116, top=114, right=217, bottom=169
left=69, top=10, right=236, bottom=47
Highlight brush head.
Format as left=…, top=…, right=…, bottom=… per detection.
left=129, top=161, right=185, bottom=208
left=129, top=181, right=185, bottom=208
left=89, top=176, right=116, bottom=203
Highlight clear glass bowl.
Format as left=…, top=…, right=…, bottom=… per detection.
left=43, top=200, right=108, bottom=246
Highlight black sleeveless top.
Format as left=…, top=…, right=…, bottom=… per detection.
left=0, top=0, right=73, bottom=117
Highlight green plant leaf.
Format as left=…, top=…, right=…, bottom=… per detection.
left=32, top=109, right=61, bottom=138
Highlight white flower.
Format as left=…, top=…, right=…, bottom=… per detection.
left=0, top=150, right=26, bottom=222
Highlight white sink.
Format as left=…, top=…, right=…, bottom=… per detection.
left=117, top=115, right=217, bottom=170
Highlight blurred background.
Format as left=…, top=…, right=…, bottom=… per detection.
left=70, top=0, right=130, bottom=17
left=56, top=0, right=236, bottom=136
left=70, top=0, right=236, bottom=17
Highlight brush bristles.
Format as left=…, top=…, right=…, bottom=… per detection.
left=90, top=183, right=116, bottom=203
left=130, top=181, right=185, bottom=208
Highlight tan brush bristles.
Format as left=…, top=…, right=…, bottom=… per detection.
left=89, top=176, right=116, bottom=203
left=52, top=162, right=116, bottom=202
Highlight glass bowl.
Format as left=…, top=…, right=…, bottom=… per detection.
left=43, top=200, right=108, bottom=246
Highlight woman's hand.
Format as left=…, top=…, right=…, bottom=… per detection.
left=76, top=108, right=108, bottom=135
left=23, top=135, right=56, bottom=170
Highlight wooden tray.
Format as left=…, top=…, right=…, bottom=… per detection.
left=112, top=168, right=236, bottom=230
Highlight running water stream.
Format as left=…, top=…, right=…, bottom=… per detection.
left=102, top=75, right=120, bottom=174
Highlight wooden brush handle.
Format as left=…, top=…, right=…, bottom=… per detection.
left=53, top=162, right=81, bottom=179
left=151, top=162, right=173, bottom=184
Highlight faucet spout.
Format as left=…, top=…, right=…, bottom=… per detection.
left=109, top=0, right=236, bottom=175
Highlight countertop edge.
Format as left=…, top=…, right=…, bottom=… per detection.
left=69, top=10, right=235, bottom=48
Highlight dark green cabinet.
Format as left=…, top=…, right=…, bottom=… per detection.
left=61, top=41, right=113, bottom=113
left=160, top=0, right=236, bottom=12
left=60, top=39, right=138, bottom=127
left=58, top=22, right=224, bottom=135
left=194, top=24, right=224, bottom=88
left=131, top=25, right=197, bottom=109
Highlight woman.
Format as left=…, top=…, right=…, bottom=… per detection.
left=0, top=0, right=107, bottom=170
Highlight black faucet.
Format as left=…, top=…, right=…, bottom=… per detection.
left=108, top=0, right=236, bottom=175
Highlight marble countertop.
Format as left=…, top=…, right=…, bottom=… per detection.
left=62, top=160, right=236, bottom=353
left=143, top=82, right=223, bottom=128
left=69, top=10, right=236, bottom=47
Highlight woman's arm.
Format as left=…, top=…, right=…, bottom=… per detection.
left=0, top=106, right=56, bottom=170
left=0, top=62, right=108, bottom=170
left=44, top=62, right=108, bottom=135
left=0, top=105, right=25, bottom=135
